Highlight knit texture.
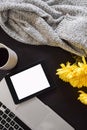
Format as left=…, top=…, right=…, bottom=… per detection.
left=0, top=0, right=87, bottom=56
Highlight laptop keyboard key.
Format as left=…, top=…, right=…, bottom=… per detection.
left=0, top=110, right=3, bottom=115
left=10, top=120, right=15, bottom=126
left=0, top=124, right=4, bottom=129
left=6, top=117, right=11, bottom=123
left=5, top=123, right=10, bottom=128
left=9, top=127, right=14, bottom=130
left=1, top=119, right=6, bottom=125
left=2, top=114, right=7, bottom=119
left=14, top=124, right=19, bottom=129
left=9, top=112, right=15, bottom=119
left=2, top=105, right=6, bottom=109
left=5, top=108, right=10, bottom=114
left=0, top=102, right=2, bottom=107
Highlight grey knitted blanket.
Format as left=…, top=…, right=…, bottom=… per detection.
left=0, top=0, right=87, bottom=56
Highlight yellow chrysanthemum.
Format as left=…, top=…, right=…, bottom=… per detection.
left=56, top=56, right=87, bottom=88
left=78, top=91, right=87, bottom=105
left=56, top=62, right=77, bottom=83
left=56, top=56, right=87, bottom=105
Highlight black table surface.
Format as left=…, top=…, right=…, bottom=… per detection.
left=0, top=27, right=87, bottom=130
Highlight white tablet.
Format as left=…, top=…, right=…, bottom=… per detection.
left=5, top=62, right=55, bottom=104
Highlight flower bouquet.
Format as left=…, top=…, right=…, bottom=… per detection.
left=56, top=56, right=87, bottom=105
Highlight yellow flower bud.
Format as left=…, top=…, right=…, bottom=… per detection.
left=78, top=91, right=87, bottom=105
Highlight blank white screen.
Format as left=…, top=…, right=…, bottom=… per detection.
left=10, top=64, right=50, bottom=100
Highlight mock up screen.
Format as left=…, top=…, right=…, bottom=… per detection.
left=10, top=64, right=50, bottom=100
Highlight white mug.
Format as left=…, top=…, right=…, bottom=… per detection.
left=0, top=43, right=18, bottom=70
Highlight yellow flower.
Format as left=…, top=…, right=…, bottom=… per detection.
left=56, top=56, right=87, bottom=105
left=56, top=62, right=77, bottom=83
left=78, top=91, right=87, bottom=105
left=56, top=56, right=87, bottom=88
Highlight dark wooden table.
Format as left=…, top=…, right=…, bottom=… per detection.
left=0, top=26, right=87, bottom=130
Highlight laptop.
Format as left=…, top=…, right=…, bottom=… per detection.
left=0, top=63, right=75, bottom=130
